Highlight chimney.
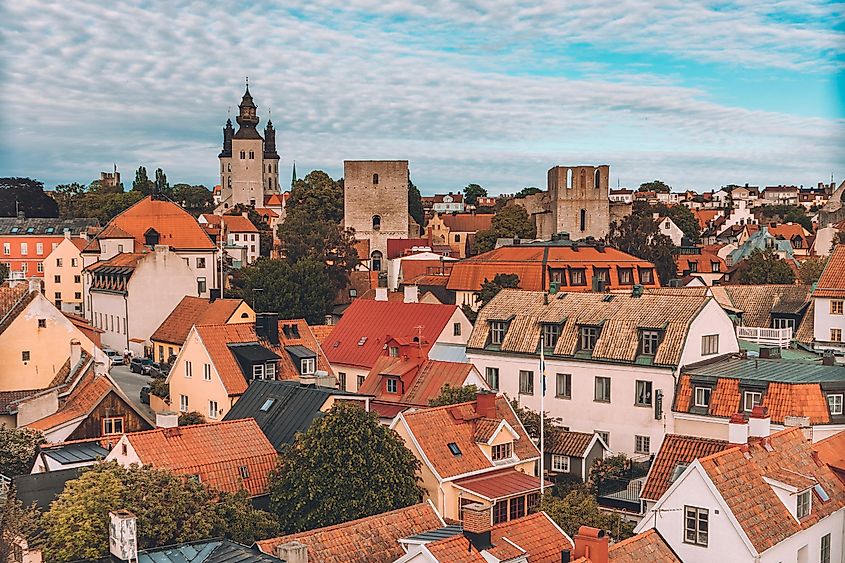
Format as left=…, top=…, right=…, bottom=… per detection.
left=208, top=288, right=220, bottom=303
left=476, top=391, right=497, bottom=419
left=375, top=287, right=388, bottom=301
left=64, top=230, right=72, bottom=240
left=109, top=510, right=138, bottom=561
left=255, top=313, right=280, bottom=346
left=728, top=413, right=748, bottom=444
left=403, top=285, right=419, bottom=303
left=70, top=339, right=82, bottom=368
left=28, top=278, right=41, bottom=294
left=462, top=503, right=493, bottom=551
left=275, top=542, right=308, bottom=563
left=749, top=405, right=771, bottom=438
left=561, top=549, right=571, bottom=563
left=156, top=411, right=179, bottom=428
left=822, top=351, right=835, bottom=366
left=573, top=526, right=608, bottom=563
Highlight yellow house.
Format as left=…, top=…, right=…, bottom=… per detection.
left=391, top=393, right=546, bottom=524
left=43, top=234, right=88, bottom=314
left=150, top=296, right=254, bottom=363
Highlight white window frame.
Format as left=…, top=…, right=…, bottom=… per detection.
left=796, top=489, right=811, bottom=519
left=640, top=330, right=660, bottom=355
left=179, top=394, right=188, bottom=413
left=684, top=506, right=709, bottom=547
left=743, top=391, right=762, bottom=412
left=203, top=363, right=211, bottom=381
left=551, top=454, right=570, bottom=473
left=491, top=442, right=513, bottom=462
left=490, top=321, right=506, bottom=345
left=184, top=361, right=192, bottom=378
left=265, top=362, right=276, bottom=379
left=253, top=363, right=265, bottom=379
left=694, top=387, right=711, bottom=408
left=635, top=435, right=651, bottom=454
left=300, top=357, right=316, bottom=375
left=208, top=400, right=219, bottom=419
left=828, top=393, right=844, bottom=416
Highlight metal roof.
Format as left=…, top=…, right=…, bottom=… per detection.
left=403, top=524, right=463, bottom=543
left=137, top=540, right=281, bottom=562
left=284, top=344, right=316, bottom=360
left=685, top=357, right=845, bottom=383
left=0, top=216, right=99, bottom=235
left=42, top=441, right=109, bottom=465
left=12, top=467, right=83, bottom=512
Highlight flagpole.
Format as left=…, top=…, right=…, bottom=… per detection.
left=540, top=338, right=545, bottom=495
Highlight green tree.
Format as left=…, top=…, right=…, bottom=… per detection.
left=799, top=257, right=827, bottom=285
left=288, top=170, right=343, bottom=223
left=172, top=184, right=214, bottom=215
left=132, top=166, right=155, bottom=195
left=408, top=177, right=425, bottom=231
left=53, top=182, right=88, bottom=217
left=606, top=214, right=676, bottom=285
left=475, top=205, right=536, bottom=254
left=178, top=411, right=206, bottom=426
left=758, top=204, right=813, bottom=233
left=73, top=191, right=144, bottom=223
left=733, top=249, right=796, bottom=284
left=0, top=425, right=45, bottom=478
left=154, top=168, right=169, bottom=195
left=509, top=399, right=564, bottom=444
left=1, top=492, right=43, bottom=562
left=666, top=205, right=700, bottom=244
left=540, top=489, right=633, bottom=540
left=514, top=186, right=542, bottom=199
left=42, top=462, right=278, bottom=562
left=638, top=180, right=671, bottom=194
left=463, top=184, right=487, bottom=206
left=429, top=384, right=479, bottom=406
left=478, top=273, right=520, bottom=308
left=231, top=258, right=337, bottom=324
left=269, top=402, right=424, bottom=534
left=0, top=177, right=59, bottom=218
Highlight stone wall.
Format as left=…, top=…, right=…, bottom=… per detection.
left=549, top=165, right=611, bottom=240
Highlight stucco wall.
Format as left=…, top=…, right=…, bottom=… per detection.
left=167, top=328, right=233, bottom=421
left=43, top=238, right=85, bottom=313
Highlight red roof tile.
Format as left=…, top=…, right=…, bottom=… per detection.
left=359, top=354, right=476, bottom=407
left=816, top=244, right=845, bottom=298
left=641, top=434, right=729, bottom=501
left=100, top=196, right=215, bottom=250
left=387, top=238, right=431, bottom=259
left=151, top=296, right=247, bottom=346
left=324, top=299, right=458, bottom=369
left=607, top=529, right=680, bottom=562
left=692, top=209, right=720, bottom=230
left=440, top=213, right=494, bottom=233
left=454, top=467, right=550, bottom=500
left=400, top=260, right=454, bottom=283
left=546, top=431, right=600, bottom=457
left=813, top=431, right=845, bottom=484
left=256, top=502, right=443, bottom=561
left=222, top=214, right=259, bottom=233
left=27, top=371, right=113, bottom=431
left=125, top=419, right=277, bottom=496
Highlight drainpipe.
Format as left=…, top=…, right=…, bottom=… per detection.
left=124, top=293, right=130, bottom=352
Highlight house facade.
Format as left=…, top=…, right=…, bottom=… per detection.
left=812, top=245, right=845, bottom=354
left=42, top=234, right=88, bottom=314
left=0, top=216, right=98, bottom=282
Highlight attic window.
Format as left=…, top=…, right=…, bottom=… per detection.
left=239, top=466, right=250, bottom=479
left=814, top=483, right=830, bottom=502
left=490, top=321, right=507, bottom=345
left=260, top=398, right=275, bottom=412
left=670, top=462, right=689, bottom=483
left=447, top=442, right=462, bottom=456
left=797, top=490, right=811, bottom=519
left=357, top=337, right=367, bottom=346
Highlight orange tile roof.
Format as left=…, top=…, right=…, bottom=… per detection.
left=399, top=396, right=538, bottom=480
left=387, top=238, right=431, bottom=259
left=440, top=213, right=494, bottom=233
left=606, top=529, right=680, bottom=562
left=359, top=355, right=476, bottom=407
left=675, top=248, right=725, bottom=275
left=125, top=419, right=277, bottom=497
left=692, top=209, right=720, bottom=229
left=768, top=222, right=808, bottom=243
left=408, top=274, right=451, bottom=287
left=264, top=193, right=285, bottom=207
left=454, top=467, right=551, bottom=500
left=151, top=296, right=247, bottom=346
left=813, top=431, right=845, bottom=484
left=447, top=245, right=661, bottom=291
left=816, top=244, right=845, bottom=298
left=698, top=427, right=845, bottom=553
left=85, top=252, right=146, bottom=271
left=256, top=501, right=443, bottom=561
left=222, top=214, right=259, bottom=233
left=547, top=431, right=600, bottom=457
left=310, top=325, right=334, bottom=345
left=100, top=196, right=215, bottom=250
left=400, top=260, right=453, bottom=282
left=254, top=207, right=279, bottom=218
left=425, top=512, right=572, bottom=563
left=641, top=434, right=729, bottom=501
left=27, top=371, right=113, bottom=431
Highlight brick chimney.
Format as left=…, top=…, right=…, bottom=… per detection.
left=728, top=413, right=748, bottom=445
left=70, top=339, right=82, bottom=369
left=476, top=392, right=497, bottom=419
left=749, top=405, right=771, bottom=438
left=573, top=526, right=608, bottom=563
left=462, top=502, right=493, bottom=551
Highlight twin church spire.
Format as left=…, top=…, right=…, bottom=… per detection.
left=219, top=80, right=278, bottom=160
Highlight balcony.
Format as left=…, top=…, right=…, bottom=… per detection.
left=736, top=326, right=792, bottom=348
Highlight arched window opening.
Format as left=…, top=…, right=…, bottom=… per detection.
left=373, top=173, right=379, bottom=185
left=372, top=215, right=381, bottom=231
left=579, top=209, right=587, bottom=232
left=580, top=169, right=586, bottom=189
left=268, top=178, right=272, bottom=189
left=240, top=150, right=246, bottom=159
left=371, top=250, right=383, bottom=272
left=594, top=169, right=601, bottom=189
left=249, top=151, right=254, bottom=159
left=566, top=169, right=573, bottom=189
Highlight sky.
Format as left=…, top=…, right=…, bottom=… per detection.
left=1, top=1, right=843, bottom=195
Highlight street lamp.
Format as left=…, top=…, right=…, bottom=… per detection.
left=251, top=288, right=264, bottom=312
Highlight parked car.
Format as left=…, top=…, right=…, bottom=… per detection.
left=130, top=357, right=153, bottom=374
left=140, top=386, right=151, bottom=405
left=148, top=363, right=170, bottom=378
left=104, top=349, right=123, bottom=366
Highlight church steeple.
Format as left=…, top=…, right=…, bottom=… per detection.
left=234, top=79, right=262, bottom=139
left=219, top=118, right=234, bottom=158
left=263, top=119, right=279, bottom=160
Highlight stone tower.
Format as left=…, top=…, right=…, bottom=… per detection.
left=217, top=84, right=280, bottom=210
left=343, top=160, right=409, bottom=272
left=548, top=164, right=611, bottom=240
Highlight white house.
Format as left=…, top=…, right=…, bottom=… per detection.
left=812, top=245, right=845, bottom=354
left=635, top=412, right=845, bottom=563
left=655, top=215, right=685, bottom=246
left=466, top=289, right=739, bottom=457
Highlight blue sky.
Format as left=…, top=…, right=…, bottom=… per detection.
left=1, top=1, right=843, bottom=195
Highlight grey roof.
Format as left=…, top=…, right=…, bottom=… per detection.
left=74, top=539, right=282, bottom=562
left=0, top=216, right=99, bottom=235
left=13, top=467, right=83, bottom=512
left=42, top=441, right=110, bottom=465
left=284, top=344, right=315, bottom=360
left=685, top=357, right=845, bottom=383
left=223, top=380, right=361, bottom=451
left=403, top=524, right=463, bottom=543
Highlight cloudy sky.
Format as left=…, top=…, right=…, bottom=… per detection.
left=1, top=1, right=843, bottom=195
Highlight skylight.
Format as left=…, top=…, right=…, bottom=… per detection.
left=814, top=483, right=830, bottom=502
left=447, top=442, right=462, bottom=456
left=260, top=398, right=275, bottom=412
left=357, top=336, right=367, bottom=346
left=670, top=462, right=690, bottom=483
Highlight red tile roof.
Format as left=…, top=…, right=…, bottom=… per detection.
left=256, top=501, right=443, bottom=562
left=324, top=299, right=458, bottom=369
left=151, top=296, right=247, bottom=346
left=606, top=529, right=680, bottom=562
left=254, top=207, right=279, bottom=219
left=697, top=427, right=845, bottom=553
left=222, top=214, right=259, bottom=233
left=124, top=419, right=278, bottom=496
left=400, top=260, right=454, bottom=283
left=440, top=213, right=494, bottom=233
left=398, top=396, right=538, bottom=480
left=27, top=371, right=114, bottom=431
left=425, top=512, right=572, bottom=563
left=359, top=354, right=476, bottom=407
left=85, top=252, right=146, bottom=271
left=675, top=248, right=726, bottom=276
left=816, top=244, right=845, bottom=298
left=387, top=238, right=431, bottom=259
left=447, top=245, right=661, bottom=292
left=408, top=274, right=451, bottom=287
left=641, top=434, right=729, bottom=501
left=99, top=196, right=215, bottom=250
left=768, top=222, right=808, bottom=243
left=692, top=209, right=721, bottom=230
left=454, top=467, right=550, bottom=500
left=813, top=431, right=845, bottom=484
left=546, top=431, right=601, bottom=457
left=264, top=193, right=286, bottom=207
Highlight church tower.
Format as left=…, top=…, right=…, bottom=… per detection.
left=217, top=83, right=280, bottom=210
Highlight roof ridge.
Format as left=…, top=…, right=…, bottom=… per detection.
left=128, top=417, right=254, bottom=439
left=404, top=398, right=478, bottom=417
left=270, top=502, right=433, bottom=540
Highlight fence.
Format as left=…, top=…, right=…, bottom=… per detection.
left=736, top=326, right=792, bottom=348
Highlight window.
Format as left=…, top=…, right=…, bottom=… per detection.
left=121, top=443, right=128, bottom=456
left=179, top=394, right=188, bottom=412
left=386, top=378, right=399, bottom=394
left=102, top=417, right=124, bottom=435
left=240, top=150, right=245, bottom=159
left=831, top=328, right=843, bottom=342
left=71, top=258, right=77, bottom=267
left=618, top=268, right=633, bottom=284
left=372, top=173, right=379, bottom=185
left=694, top=387, right=711, bottom=408
left=74, top=275, right=80, bottom=283
left=371, top=250, right=383, bottom=272
left=37, top=319, right=46, bottom=328
left=389, top=346, right=399, bottom=357
left=493, top=500, right=508, bottom=524
left=797, top=489, right=811, bottom=519
left=594, top=268, right=610, bottom=282
left=239, top=466, right=250, bottom=479
left=248, top=150, right=254, bottom=159
left=639, top=268, right=654, bottom=284
left=234, top=233, right=240, bottom=242
left=579, top=208, right=587, bottom=232
left=828, top=394, right=844, bottom=416
left=453, top=322, right=461, bottom=336
left=821, top=533, right=831, bottom=563
left=197, top=257, right=206, bottom=268
left=688, top=261, right=698, bottom=273
left=21, top=263, right=26, bottom=272
left=486, top=367, right=500, bottom=390
left=490, top=321, right=507, bottom=345
left=711, top=262, right=721, bottom=273
left=20, top=243, right=27, bottom=256
left=594, top=169, right=601, bottom=189
left=743, top=391, right=762, bottom=412
left=684, top=506, right=709, bottom=546
left=54, top=275, right=61, bottom=283
left=36, top=242, right=43, bottom=255
left=542, top=324, right=561, bottom=349
left=579, top=326, right=598, bottom=351
left=203, top=363, right=211, bottom=381
left=301, top=357, right=316, bottom=375
left=372, top=215, right=381, bottom=231
left=447, top=442, right=462, bottom=456
left=197, top=277, right=207, bottom=294
left=569, top=268, right=586, bottom=286
left=773, top=317, right=795, bottom=330
left=594, top=376, right=611, bottom=402
left=635, top=435, right=651, bottom=454
left=209, top=400, right=219, bottom=419
left=492, top=442, right=512, bottom=461
left=552, top=454, right=570, bottom=472
left=253, top=364, right=265, bottom=379
left=830, top=300, right=844, bottom=315
left=640, top=330, right=660, bottom=355
left=75, top=292, right=81, bottom=299
left=454, top=234, right=460, bottom=242
left=37, top=262, right=43, bottom=273
left=509, top=496, right=526, bottom=520
left=184, top=361, right=192, bottom=378
left=596, top=431, right=610, bottom=446
left=519, top=370, right=534, bottom=395
left=357, top=375, right=366, bottom=389
left=336, top=372, right=346, bottom=390
left=635, top=380, right=653, bottom=406
left=701, top=334, right=719, bottom=355
left=260, top=398, right=275, bottom=412
left=556, top=373, right=571, bottom=399
left=2, top=243, right=8, bottom=255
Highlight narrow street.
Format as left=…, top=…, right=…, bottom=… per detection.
left=109, top=363, right=155, bottom=421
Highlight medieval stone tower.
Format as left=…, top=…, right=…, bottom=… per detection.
left=548, top=164, right=611, bottom=240
left=343, top=160, right=409, bottom=272
left=217, top=84, right=280, bottom=210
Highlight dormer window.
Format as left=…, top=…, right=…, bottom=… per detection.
left=640, top=330, right=660, bottom=356
left=389, top=346, right=399, bottom=357
left=490, top=321, right=507, bottom=345
left=253, top=364, right=265, bottom=379
left=144, top=228, right=160, bottom=247
left=569, top=268, right=586, bottom=286
left=797, top=489, right=811, bottom=519
left=579, top=326, right=598, bottom=351
left=300, top=357, right=316, bottom=375
left=386, top=378, right=399, bottom=394
left=492, top=442, right=512, bottom=461
left=542, top=324, right=561, bottom=349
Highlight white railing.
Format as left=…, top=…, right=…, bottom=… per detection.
left=736, top=326, right=792, bottom=348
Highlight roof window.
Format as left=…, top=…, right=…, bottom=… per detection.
left=260, top=398, right=275, bottom=412
left=814, top=483, right=830, bottom=502
left=357, top=336, right=367, bottom=346
left=447, top=442, right=462, bottom=456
